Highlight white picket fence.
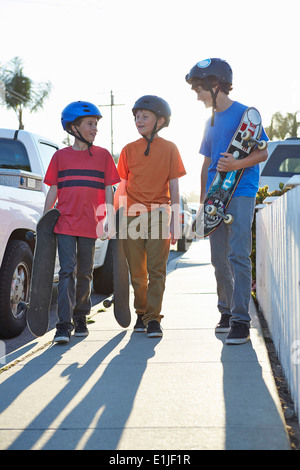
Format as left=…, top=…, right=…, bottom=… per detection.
left=256, top=179, right=300, bottom=422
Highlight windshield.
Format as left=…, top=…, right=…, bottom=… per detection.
left=0, top=138, right=31, bottom=171
left=261, top=144, right=300, bottom=177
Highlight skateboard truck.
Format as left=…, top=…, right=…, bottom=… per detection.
left=205, top=205, right=234, bottom=225
left=241, top=131, right=267, bottom=150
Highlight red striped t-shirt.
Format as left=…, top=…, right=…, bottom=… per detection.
left=44, top=146, right=120, bottom=238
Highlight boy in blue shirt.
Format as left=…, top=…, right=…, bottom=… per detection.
left=186, top=58, right=268, bottom=344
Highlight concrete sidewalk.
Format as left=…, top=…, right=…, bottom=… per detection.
left=0, top=239, right=290, bottom=450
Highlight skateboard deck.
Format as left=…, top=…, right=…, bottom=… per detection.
left=192, top=107, right=267, bottom=238
left=106, top=208, right=131, bottom=328
left=18, top=208, right=60, bottom=336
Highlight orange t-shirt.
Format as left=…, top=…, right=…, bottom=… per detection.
left=117, top=137, right=186, bottom=214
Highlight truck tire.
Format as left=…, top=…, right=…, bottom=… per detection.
left=0, top=240, right=33, bottom=338
left=93, top=240, right=114, bottom=295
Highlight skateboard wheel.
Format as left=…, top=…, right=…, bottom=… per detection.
left=258, top=140, right=267, bottom=150
left=241, top=130, right=252, bottom=141
left=205, top=204, right=217, bottom=216
left=224, top=214, right=234, bottom=225
left=103, top=299, right=112, bottom=308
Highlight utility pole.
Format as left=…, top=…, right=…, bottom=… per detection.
left=99, top=90, right=124, bottom=157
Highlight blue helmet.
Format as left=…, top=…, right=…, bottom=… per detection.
left=61, top=101, right=102, bottom=130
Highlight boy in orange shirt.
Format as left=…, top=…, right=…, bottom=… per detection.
left=115, top=95, right=186, bottom=337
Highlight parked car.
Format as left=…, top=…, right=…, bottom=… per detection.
left=187, top=202, right=199, bottom=223
left=177, top=195, right=193, bottom=252
left=259, top=138, right=300, bottom=191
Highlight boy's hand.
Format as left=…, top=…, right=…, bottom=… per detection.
left=101, top=220, right=116, bottom=240
left=217, top=153, right=240, bottom=172
left=170, top=216, right=180, bottom=245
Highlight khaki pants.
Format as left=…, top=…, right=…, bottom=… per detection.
left=123, top=209, right=170, bottom=326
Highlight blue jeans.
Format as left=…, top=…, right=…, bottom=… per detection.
left=56, top=234, right=95, bottom=330
left=209, top=196, right=255, bottom=325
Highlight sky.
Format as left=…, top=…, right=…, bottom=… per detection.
left=0, top=0, right=300, bottom=196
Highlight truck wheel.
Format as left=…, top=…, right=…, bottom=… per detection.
left=0, top=240, right=33, bottom=338
left=93, top=240, right=114, bottom=295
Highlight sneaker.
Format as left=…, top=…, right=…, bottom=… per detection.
left=54, top=326, right=71, bottom=343
left=226, top=322, right=250, bottom=345
left=147, top=320, right=163, bottom=338
left=215, top=314, right=232, bottom=333
left=74, top=317, right=89, bottom=337
left=134, top=315, right=146, bottom=332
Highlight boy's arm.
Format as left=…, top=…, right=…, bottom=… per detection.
left=43, top=185, right=58, bottom=214
left=169, top=178, right=180, bottom=245
left=103, top=185, right=116, bottom=239
left=114, top=178, right=128, bottom=211
left=217, top=147, right=268, bottom=173
left=200, top=156, right=211, bottom=203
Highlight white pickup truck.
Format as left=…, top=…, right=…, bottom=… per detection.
left=0, top=128, right=113, bottom=339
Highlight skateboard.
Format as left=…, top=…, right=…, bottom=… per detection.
left=104, top=208, right=131, bottom=328
left=18, top=208, right=60, bottom=336
left=192, top=107, right=267, bottom=238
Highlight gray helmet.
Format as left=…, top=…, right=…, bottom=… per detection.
left=132, top=95, right=171, bottom=128
left=185, top=58, right=233, bottom=86
left=132, top=95, right=172, bottom=155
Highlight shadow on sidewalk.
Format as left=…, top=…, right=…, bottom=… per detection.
left=215, top=333, right=288, bottom=450
left=5, top=331, right=161, bottom=450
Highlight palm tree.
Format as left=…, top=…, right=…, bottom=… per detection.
left=266, top=111, right=300, bottom=140
left=0, top=56, right=52, bottom=129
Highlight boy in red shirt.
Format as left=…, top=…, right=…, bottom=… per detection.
left=44, top=101, right=120, bottom=343
left=115, top=95, right=186, bottom=337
